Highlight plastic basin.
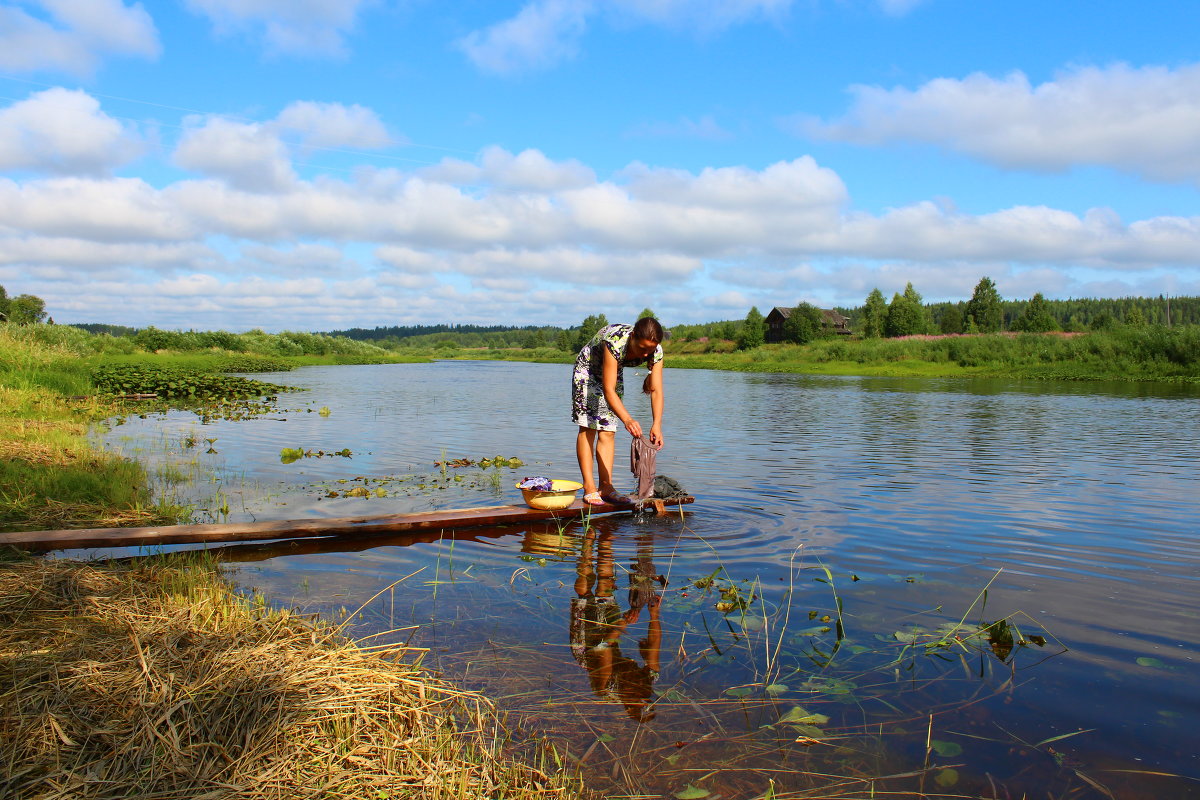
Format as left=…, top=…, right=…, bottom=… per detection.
left=517, top=479, right=583, bottom=510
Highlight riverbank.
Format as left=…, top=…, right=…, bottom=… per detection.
left=440, top=327, right=1200, bottom=383
left=0, top=328, right=580, bottom=799
left=0, top=552, right=580, bottom=799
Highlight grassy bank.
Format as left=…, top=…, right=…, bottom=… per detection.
left=0, top=553, right=580, bottom=799
left=0, top=328, right=189, bottom=532
left=664, top=328, right=1200, bottom=381
left=0, top=329, right=582, bottom=798
left=435, top=327, right=1200, bottom=383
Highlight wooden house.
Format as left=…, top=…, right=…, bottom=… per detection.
left=765, top=306, right=852, bottom=343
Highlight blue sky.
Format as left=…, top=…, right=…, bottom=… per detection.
left=1, top=0, right=1197, bottom=331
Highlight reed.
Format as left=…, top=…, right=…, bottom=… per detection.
left=0, top=553, right=584, bottom=800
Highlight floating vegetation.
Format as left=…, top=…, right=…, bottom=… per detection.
left=435, top=455, right=525, bottom=469
left=313, top=468, right=512, bottom=499
left=279, top=446, right=353, bottom=464
left=92, top=364, right=293, bottom=400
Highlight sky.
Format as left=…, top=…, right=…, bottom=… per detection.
left=0, top=0, right=1198, bottom=332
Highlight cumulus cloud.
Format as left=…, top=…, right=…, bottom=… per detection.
left=800, top=62, right=1200, bottom=184
left=422, top=147, right=595, bottom=192
left=459, top=0, right=790, bottom=74
left=173, top=118, right=297, bottom=193
left=171, top=102, right=398, bottom=191
left=185, top=0, right=371, bottom=56
left=6, top=137, right=1200, bottom=329
left=0, top=88, right=141, bottom=174
left=275, top=101, right=393, bottom=149
left=0, top=176, right=194, bottom=241
left=0, top=0, right=159, bottom=74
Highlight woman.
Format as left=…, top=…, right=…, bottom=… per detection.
left=572, top=317, right=664, bottom=505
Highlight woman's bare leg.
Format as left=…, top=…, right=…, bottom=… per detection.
left=576, top=427, right=598, bottom=493
left=596, top=430, right=617, bottom=494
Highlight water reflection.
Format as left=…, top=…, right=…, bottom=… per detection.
left=570, top=530, right=664, bottom=722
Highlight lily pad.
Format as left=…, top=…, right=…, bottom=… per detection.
left=778, top=706, right=830, bottom=726
left=765, top=683, right=788, bottom=696
left=674, top=785, right=710, bottom=799
left=930, top=740, right=962, bottom=757
left=1137, top=656, right=1165, bottom=668
left=935, top=768, right=959, bottom=788
left=724, top=686, right=753, bottom=698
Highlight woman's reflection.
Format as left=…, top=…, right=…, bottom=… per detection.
left=569, top=528, right=664, bottom=722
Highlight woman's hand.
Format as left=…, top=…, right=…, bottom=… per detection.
left=624, top=417, right=643, bottom=439
left=649, top=423, right=664, bottom=449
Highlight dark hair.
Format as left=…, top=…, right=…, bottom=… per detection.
left=632, top=316, right=663, bottom=343
left=632, top=317, right=663, bottom=394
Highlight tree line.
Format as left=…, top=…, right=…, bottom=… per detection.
left=736, top=279, right=1196, bottom=347
left=0, top=285, right=49, bottom=325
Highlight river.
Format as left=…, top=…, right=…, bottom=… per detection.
left=91, top=360, right=1200, bottom=799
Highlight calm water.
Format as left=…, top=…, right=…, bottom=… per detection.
left=93, top=361, right=1200, bottom=799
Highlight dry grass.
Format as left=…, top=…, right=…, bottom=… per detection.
left=0, top=555, right=584, bottom=800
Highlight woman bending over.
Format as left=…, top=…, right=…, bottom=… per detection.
left=571, top=317, right=664, bottom=505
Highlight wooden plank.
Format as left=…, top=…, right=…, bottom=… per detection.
left=0, top=496, right=694, bottom=553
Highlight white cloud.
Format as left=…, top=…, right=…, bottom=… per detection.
left=275, top=101, right=393, bottom=149
left=0, top=0, right=159, bottom=74
left=0, top=176, right=194, bottom=241
left=458, top=0, right=590, bottom=75
left=173, top=117, right=297, bottom=193
left=185, top=0, right=371, bottom=56
left=459, top=0, right=790, bottom=74
left=0, top=88, right=141, bottom=174
left=801, top=62, right=1200, bottom=184
left=0, top=236, right=208, bottom=268
left=6, top=140, right=1200, bottom=329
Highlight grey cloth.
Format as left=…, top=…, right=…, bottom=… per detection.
left=629, top=435, right=658, bottom=502
left=652, top=474, right=687, bottom=499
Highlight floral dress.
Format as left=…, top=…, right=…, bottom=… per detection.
left=571, top=323, right=664, bottom=431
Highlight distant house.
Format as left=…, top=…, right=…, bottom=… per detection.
left=765, top=306, right=852, bottom=343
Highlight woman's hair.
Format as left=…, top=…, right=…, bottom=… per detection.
left=632, top=317, right=664, bottom=394
left=631, top=316, right=663, bottom=344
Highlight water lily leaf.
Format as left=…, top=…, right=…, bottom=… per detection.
left=674, top=785, right=710, bottom=799
left=935, top=768, right=959, bottom=788
left=789, top=723, right=826, bottom=739
left=597, top=733, right=615, bottom=742
left=930, top=740, right=962, bottom=757
left=1137, top=656, right=1165, bottom=668
left=765, top=683, right=788, bottom=696
left=739, top=615, right=766, bottom=631
left=724, top=686, right=753, bottom=698
left=778, top=706, right=829, bottom=725
left=893, top=630, right=922, bottom=643
left=793, top=625, right=832, bottom=636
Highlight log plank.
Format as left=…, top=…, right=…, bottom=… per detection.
left=0, top=496, right=694, bottom=552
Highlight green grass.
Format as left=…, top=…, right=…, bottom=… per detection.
left=0, top=329, right=191, bottom=532
left=663, top=328, right=1200, bottom=382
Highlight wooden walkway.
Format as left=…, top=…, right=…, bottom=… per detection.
left=0, top=496, right=694, bottom=553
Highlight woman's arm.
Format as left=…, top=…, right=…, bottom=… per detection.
left=647, top=359, right=664, bottom=448
left=602, top=347, right=642, bottom=438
